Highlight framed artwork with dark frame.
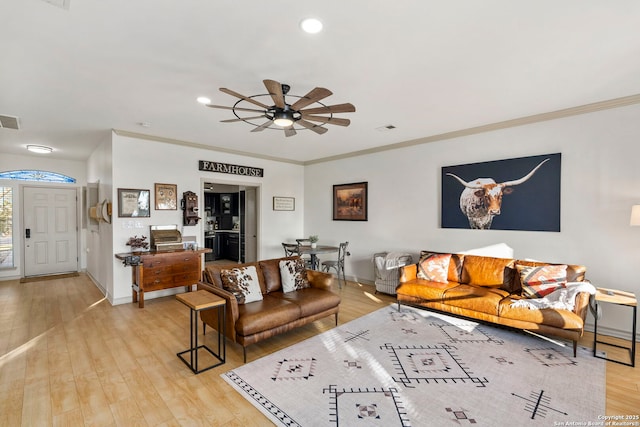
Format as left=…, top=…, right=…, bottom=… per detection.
left=117, top=188, right=151, bottom=218
left=333, top=182, right=368, bottom=221
left=154, top=183, right=177, bottom=210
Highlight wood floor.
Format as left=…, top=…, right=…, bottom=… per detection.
left=0, top=274, right=638, bottom=426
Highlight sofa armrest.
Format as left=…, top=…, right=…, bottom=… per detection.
left=573, top=291, right=590, bottom=325
left=306, top=269, right=334, bottom=291
left=399, top=264, right=417, bottom=283
left=197, top=281, right=239, bottom=341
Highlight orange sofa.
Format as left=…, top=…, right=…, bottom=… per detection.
left=396, top=252, right=591, bottom=356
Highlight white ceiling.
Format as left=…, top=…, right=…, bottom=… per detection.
left=2, top=1, right=640, bottom=164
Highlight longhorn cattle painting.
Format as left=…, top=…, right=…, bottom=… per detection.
left=441, top=153, right=561, bottom=231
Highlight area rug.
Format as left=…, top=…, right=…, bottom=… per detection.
left=222, top=304, right=605, bottom=426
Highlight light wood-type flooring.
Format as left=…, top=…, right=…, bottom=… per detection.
left=0, top=273, right=638, bottom=426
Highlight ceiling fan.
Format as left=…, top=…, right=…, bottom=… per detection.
left=206, top=79, right=356, bottom=137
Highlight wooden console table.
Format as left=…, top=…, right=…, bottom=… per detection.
left=115, top=248, right=211, bottom=308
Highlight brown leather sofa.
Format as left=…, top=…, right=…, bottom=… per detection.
left=397, top=252, right=590, bottom=356
left=197, top=256, right=341, bottom=361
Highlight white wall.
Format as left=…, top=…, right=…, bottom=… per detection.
left=109, top=134, right=305, bottom=304
left=0, top=153, right=87, bottom=280
left=305, top=103, right=640, bottom=340
left=86, top=136, right=113, bottom=297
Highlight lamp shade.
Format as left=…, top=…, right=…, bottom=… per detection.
left=630, top=205, right=640, bottom=226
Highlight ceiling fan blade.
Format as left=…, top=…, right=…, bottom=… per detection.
left=301, top=115, right=351, bottom=126
left=299, top=103, right=356, bottom=115
left=220, top=88, right=270, bottom=109
left=207, top=104, right=266, bottom=113
left=250, top=121, right=273, bottom=133
left=290, top=87, right=333, bottom=111
left=263, top=79, right=285, bottom=108
left=297, top=119, right=328, bottom=135
left=220, top=115, right=266, bottom=123
left=284, top=127, right=296, bottom=137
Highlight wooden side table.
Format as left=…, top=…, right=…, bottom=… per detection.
left=176, top=290, right=226, bottom=374
left=593, top=287, right=637, bottom=367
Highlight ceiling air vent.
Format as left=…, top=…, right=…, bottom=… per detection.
left=0, top=115, right=20, bottom=130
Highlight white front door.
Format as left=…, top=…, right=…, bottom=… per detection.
left=23, top=186, right=78, bottom=277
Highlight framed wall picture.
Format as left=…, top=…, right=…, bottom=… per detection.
left=333, top=182, right=368, bottom=221
left=273, top=196, right=295, bottom=211
left=441, top=153, right=561, bottom=231
left=154, top=183, right=177, bottom=210
left=117, top=188, right=151, bottom=218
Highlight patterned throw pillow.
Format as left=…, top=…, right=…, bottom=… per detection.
left=417, top=252, right=452, bottom=283
left=220, top=266, right=263, bottom=304
left=517, top=264, right=567, bottom=298
left=279, top=258, right=310, bottom=293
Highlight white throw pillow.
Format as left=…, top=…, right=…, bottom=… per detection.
left=279, top=259, right=310, bottom=293
left=220, top=265, right=263, bottom=304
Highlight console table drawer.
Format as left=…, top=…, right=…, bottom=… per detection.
left=173, top=271, right=201, bottom=285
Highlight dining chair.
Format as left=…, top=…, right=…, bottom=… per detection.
left=294, top=239, right=314, bottom=268
left=321, top=241, right=350, bottom=289
left=282, top=243, right=300, bottom=257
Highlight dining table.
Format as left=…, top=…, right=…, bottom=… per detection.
left=297, top=244, right=339, bottom=270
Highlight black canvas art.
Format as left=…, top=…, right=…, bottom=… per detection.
left=441, top=153, right=561, bottom=231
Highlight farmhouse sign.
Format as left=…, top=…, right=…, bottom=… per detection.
left=199, top=160, right=264, bottom=177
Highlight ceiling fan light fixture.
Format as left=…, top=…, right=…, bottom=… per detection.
left=300, top=18, right=323, bottom=34
left=273, top=111, right=294, bottom=127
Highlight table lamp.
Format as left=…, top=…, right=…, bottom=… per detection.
left=630, top=205, right=640, bottom=226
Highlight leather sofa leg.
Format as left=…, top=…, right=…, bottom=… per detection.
left=243, top=347, right=247, bottom=363
left=573, top=340, right=577, bottom=357
left=335, top=313, right=338, bottom=326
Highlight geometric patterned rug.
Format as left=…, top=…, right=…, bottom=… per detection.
left=222, top=304, right=605, bottom=426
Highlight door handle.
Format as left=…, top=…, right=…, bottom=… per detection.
left=25, top=228, right=30, bottom=239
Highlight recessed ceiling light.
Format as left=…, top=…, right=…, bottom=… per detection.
left=300, top=18, right=323, bottom=34
left=27, top=145, right=53, bottom=154
left=197, top=96, right=211, bottom=104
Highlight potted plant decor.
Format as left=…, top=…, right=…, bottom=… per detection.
left=126, top=235, right=149, bottom=252
left=309, top=235, right=319, bottom=248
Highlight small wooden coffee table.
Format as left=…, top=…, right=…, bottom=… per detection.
left=176, top=290, right=226, bottom=374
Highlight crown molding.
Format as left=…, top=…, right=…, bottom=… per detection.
left=112, top=130, right=305, bottom=165
left=304, top=93, right=640, bottom=165
left=115, top=93, right=640, bottom=167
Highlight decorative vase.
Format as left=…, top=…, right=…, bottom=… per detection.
left=311, top=242, right=317, bottom=248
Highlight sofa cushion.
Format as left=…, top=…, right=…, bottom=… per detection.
left=443, top=284, right=509, bottom=315
left=420, top=251, right=464, bottom=282
left=235, top=295, right=301, bottom=336
left=220, top=266, right=264, bottom=304
left=396, top=279, right=459, bottom=303
left=514, top=260, right=586, bottom=294
left=498, top=296, right=584, bottom=330
left=270, top=287, right=342, bottom=317
left=461, top=255, right=516, bottom=290
left=204, top=262, right=266, bottom=292
left=417, top=252, right=451, bottom=283
left=517, top=264, right=567, bottom=298
left=279, top=258, right=310, bottom=292
left=259, top=256, right=299, bottom=293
